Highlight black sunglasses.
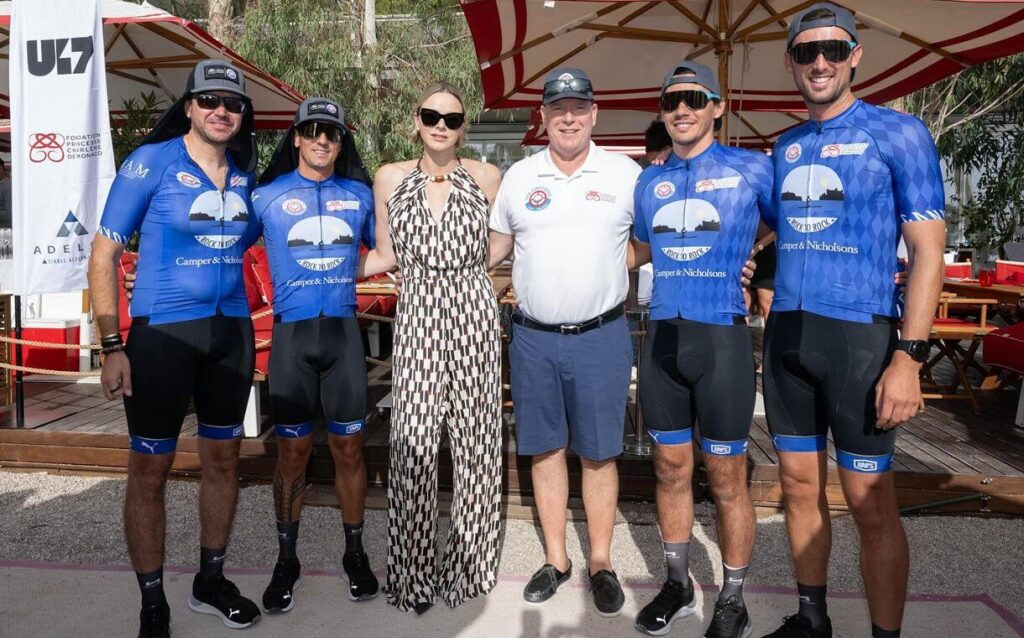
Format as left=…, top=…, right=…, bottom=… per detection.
left=542, top=77, right=593, bottom=102
left=659, top=89, right=718, bottom=113
left=193, top=93, right=247, bottom=114
left=419, top=108, right=466, bottom=130
left=297, top=122, right=344, bottom=143
left=788, top=39, right=857, bottom=65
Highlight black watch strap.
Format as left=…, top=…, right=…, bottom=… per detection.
left=895, top=339, right=930, bottom=363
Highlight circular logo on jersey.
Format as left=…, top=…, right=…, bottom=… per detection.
left=785, top=143, right=802, bottom=163
left=780, top=165, right=844, bottom=233
left=654, top=181, right=675, bottom=199
left=177, top=171, right=201, bottom=188
left=282, top=198, right=307, bottom=215
left=188, top=190, right=249, bottom=249
left=651, top=199, right=721, bottom=261
left=525, top=187, right=552, bottom=212
left=287, top=216, right=353, bottom=271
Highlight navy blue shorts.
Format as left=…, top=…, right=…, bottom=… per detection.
left=509, top=315, right=631, bottom=461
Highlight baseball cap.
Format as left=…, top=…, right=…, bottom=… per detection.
left=660, top=60, right=721, bottom=98
left=294, top=97, right=347, bottom=129
left=186, top=59, right=249, bottom=98
left=786, top=2, right=858, bottom=49
left=542, top=68, right=594, bottom=104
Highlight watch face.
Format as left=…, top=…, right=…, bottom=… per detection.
left=908, top=340, right=929, bottom=361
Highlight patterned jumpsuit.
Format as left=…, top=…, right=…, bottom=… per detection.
left=384, top=164, right=502, bottom=610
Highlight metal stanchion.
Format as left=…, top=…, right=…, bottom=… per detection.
left=623, top=305, right=650, bottom=456
left=13, top=295, right=24, bottom=429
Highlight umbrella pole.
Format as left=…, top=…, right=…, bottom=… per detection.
left=716, top=1, right=731, bottom=144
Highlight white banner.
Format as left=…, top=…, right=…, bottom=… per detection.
left=10, top=0, right=115, bottom=295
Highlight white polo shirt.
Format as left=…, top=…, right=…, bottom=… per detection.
left=490, top=143, right=641, bottom=325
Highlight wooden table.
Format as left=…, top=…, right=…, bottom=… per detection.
left=942, top=279, right=1024, bottom=308
left=922, top=322, right=997, bottom=413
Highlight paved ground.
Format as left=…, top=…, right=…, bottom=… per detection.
left=0, top=471, right=1021, bottom=637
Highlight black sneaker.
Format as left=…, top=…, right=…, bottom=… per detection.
left=137, top=601, right=170, bottom=638
left=635, top=577, right=697, bottom=635
left=342, top=550, right=379, bottom=601
left=188, top=573, right=261, bottom=629
left=589, top=569, right=625, bottom=617
left=760, top=615, right=833, bottom=638
left=705, top=595, right=752, bottom=638
left=523, top=561, right=572, bottom=603
left=262, top=558, right=300, bottom=614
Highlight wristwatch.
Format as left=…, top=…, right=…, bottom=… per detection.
left=895, top=339, right=930, bottom=363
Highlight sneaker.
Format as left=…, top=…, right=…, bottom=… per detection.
left=137, top=601, right=170, bottom=638
left=635, top=578, right=697, bottom=635
left=760, top=615, right=833, bottom=638
left=523, top=561, right=572, bottom=603
left=342, top=550, right=379, bottom=601
left=705, top=595, right=753, bottom=638
left=589, top=569, right=625, bottom=617
left=188, top=573, right=261, bottom=629
left=262, top=558, right=300, bottom=614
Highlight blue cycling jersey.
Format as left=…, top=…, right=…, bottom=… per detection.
left=770, top=100, right=945, bottom=322
left=634, top=142, right=773, bottom=324
left=251, top=170, right=375, bottom=322
left=98, top=137, right=259, bottom=325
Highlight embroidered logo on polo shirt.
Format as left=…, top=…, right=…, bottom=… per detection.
left=585, top=190, right=616, bottom=203
left=695, top=176, right=741, bottom=192
left=525, top=187, right=552, bottom=212
left=654, top=181, right=675, bottom=199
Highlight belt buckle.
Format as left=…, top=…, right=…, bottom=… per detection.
left=559, top=323, right=581, bottom=335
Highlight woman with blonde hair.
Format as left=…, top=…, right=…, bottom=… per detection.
left=362, top=82, right=503, bottom=614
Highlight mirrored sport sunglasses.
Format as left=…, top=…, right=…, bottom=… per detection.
left=193, top=93, right=247, bottom=114
left=297, top=121, right=344, bottom=143
left=788, top=39, right=857, bottom=65
left=659, top=89, right=718, bottom=113
left=542, top=77, right=593, bottom=102
left=419, top=108, right=466, bottom=129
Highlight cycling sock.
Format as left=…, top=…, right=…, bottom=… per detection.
left=276, top=520, right=299, bottom=561
left=199, top=546, right=226, bottom=581
left=797, top=583, right=828, bottom=629
left=136, top=567, right=166, bottom=607
left=663, top=539, right=690, bottom=584
left=343, top=521, right=364, bottom=555
left=872, top=624, right=900, bottom=638
left=720, top=563, right=749, bottom=607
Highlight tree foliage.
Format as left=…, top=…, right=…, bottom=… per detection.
left=905, top=54, right=1024, bottom=255
left=230, top=0, right=483, bottom=174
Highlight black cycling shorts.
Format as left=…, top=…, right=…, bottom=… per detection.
left=268, top=316, right=367, bottom=439
left=763, top=310, right=897, bottom=473
left=124, top=315, right=255, bottom=454
left=639, top=317, right=754, bottom=456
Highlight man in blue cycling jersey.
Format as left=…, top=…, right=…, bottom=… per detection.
left=761, top=5, right=946, bottom=638
left=88, top=60, right=262, bottom=637
left=251, top=98, right=380, bottom=613
left=631, top=61, right=772, bottom=638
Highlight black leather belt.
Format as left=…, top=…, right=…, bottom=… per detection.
left=512, top=303, right=624, bottom=335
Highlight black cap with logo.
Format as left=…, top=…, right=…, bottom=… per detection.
left=138, top=59, right=257, bottom=172
left=258, top=97, right=371, bottom=187
left=542, top=68, right=594, bottom=104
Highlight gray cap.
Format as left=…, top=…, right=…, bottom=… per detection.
left=787, top=2, right=858, bottom=49
left=661, top=61, right=721, bottom=98
left=542, top=68, right=593, bottom=104
left=295, top=97, right=347, bottom=129
left=186, top=59, right=249, bottom=98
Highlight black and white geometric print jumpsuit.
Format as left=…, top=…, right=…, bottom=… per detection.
left=383, top=163, right=502, bottom=610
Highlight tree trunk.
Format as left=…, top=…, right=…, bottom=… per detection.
left=208, top=0, right=233, bottom=41
left=363, top=0, right=377, bottom=49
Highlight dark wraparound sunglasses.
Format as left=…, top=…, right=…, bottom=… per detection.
left=659, top=90, right=718, bottom=113
left=193, top=93, right=247, bottom=114
left=419, top=108, right=466, bottom=130
left=542, top=77, right=593, bottom=102
left=788, top=40, right=857, bottom=65
left=297, top=122, right=344, bottom=143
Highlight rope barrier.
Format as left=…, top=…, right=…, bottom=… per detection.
left=0, top=335, right=103, bottom=349
left=357, top=312, right=396, bottom=324
left=0, top=361, right=102, bottom=377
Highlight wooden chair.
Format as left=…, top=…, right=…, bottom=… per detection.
left=920, top=295, right=998, bottom=413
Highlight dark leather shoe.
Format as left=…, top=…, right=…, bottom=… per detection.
left=589, top=569, right=625, bottom=617
left=523, top=561, right=572, bottom=603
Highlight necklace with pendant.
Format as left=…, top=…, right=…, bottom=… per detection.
left=418, top=158, right=458, bottom=183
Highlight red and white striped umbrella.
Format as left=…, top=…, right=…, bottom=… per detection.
left=0, top=0, right=303, bottom=129
left=464, top=0, right=1024, bottom=142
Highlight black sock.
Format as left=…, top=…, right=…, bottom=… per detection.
left=720, top=563, right=748, bottom=607
left=136, top=567, right=166, bottom=607
left=663, top=539, right=690, bottom=585
left=277, top=520, right=299, bottom=561
left=343, top=521, right=364, bottom=555
left=797, top=583, right=828, bottom=629
left=199, top=546, right=226, bottom=581
left=872, top=624, right=900, bottom=638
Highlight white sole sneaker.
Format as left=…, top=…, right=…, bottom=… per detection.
left=262, top=576, right=301, bottom=614
left=636, top=597, right=698, bottom=636
left=342, top=569, right=379, bottom=602
left=188, top=594, right=260, bottom=629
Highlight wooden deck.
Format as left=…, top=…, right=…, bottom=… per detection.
left=1, top=326, right=1022, bottom=515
